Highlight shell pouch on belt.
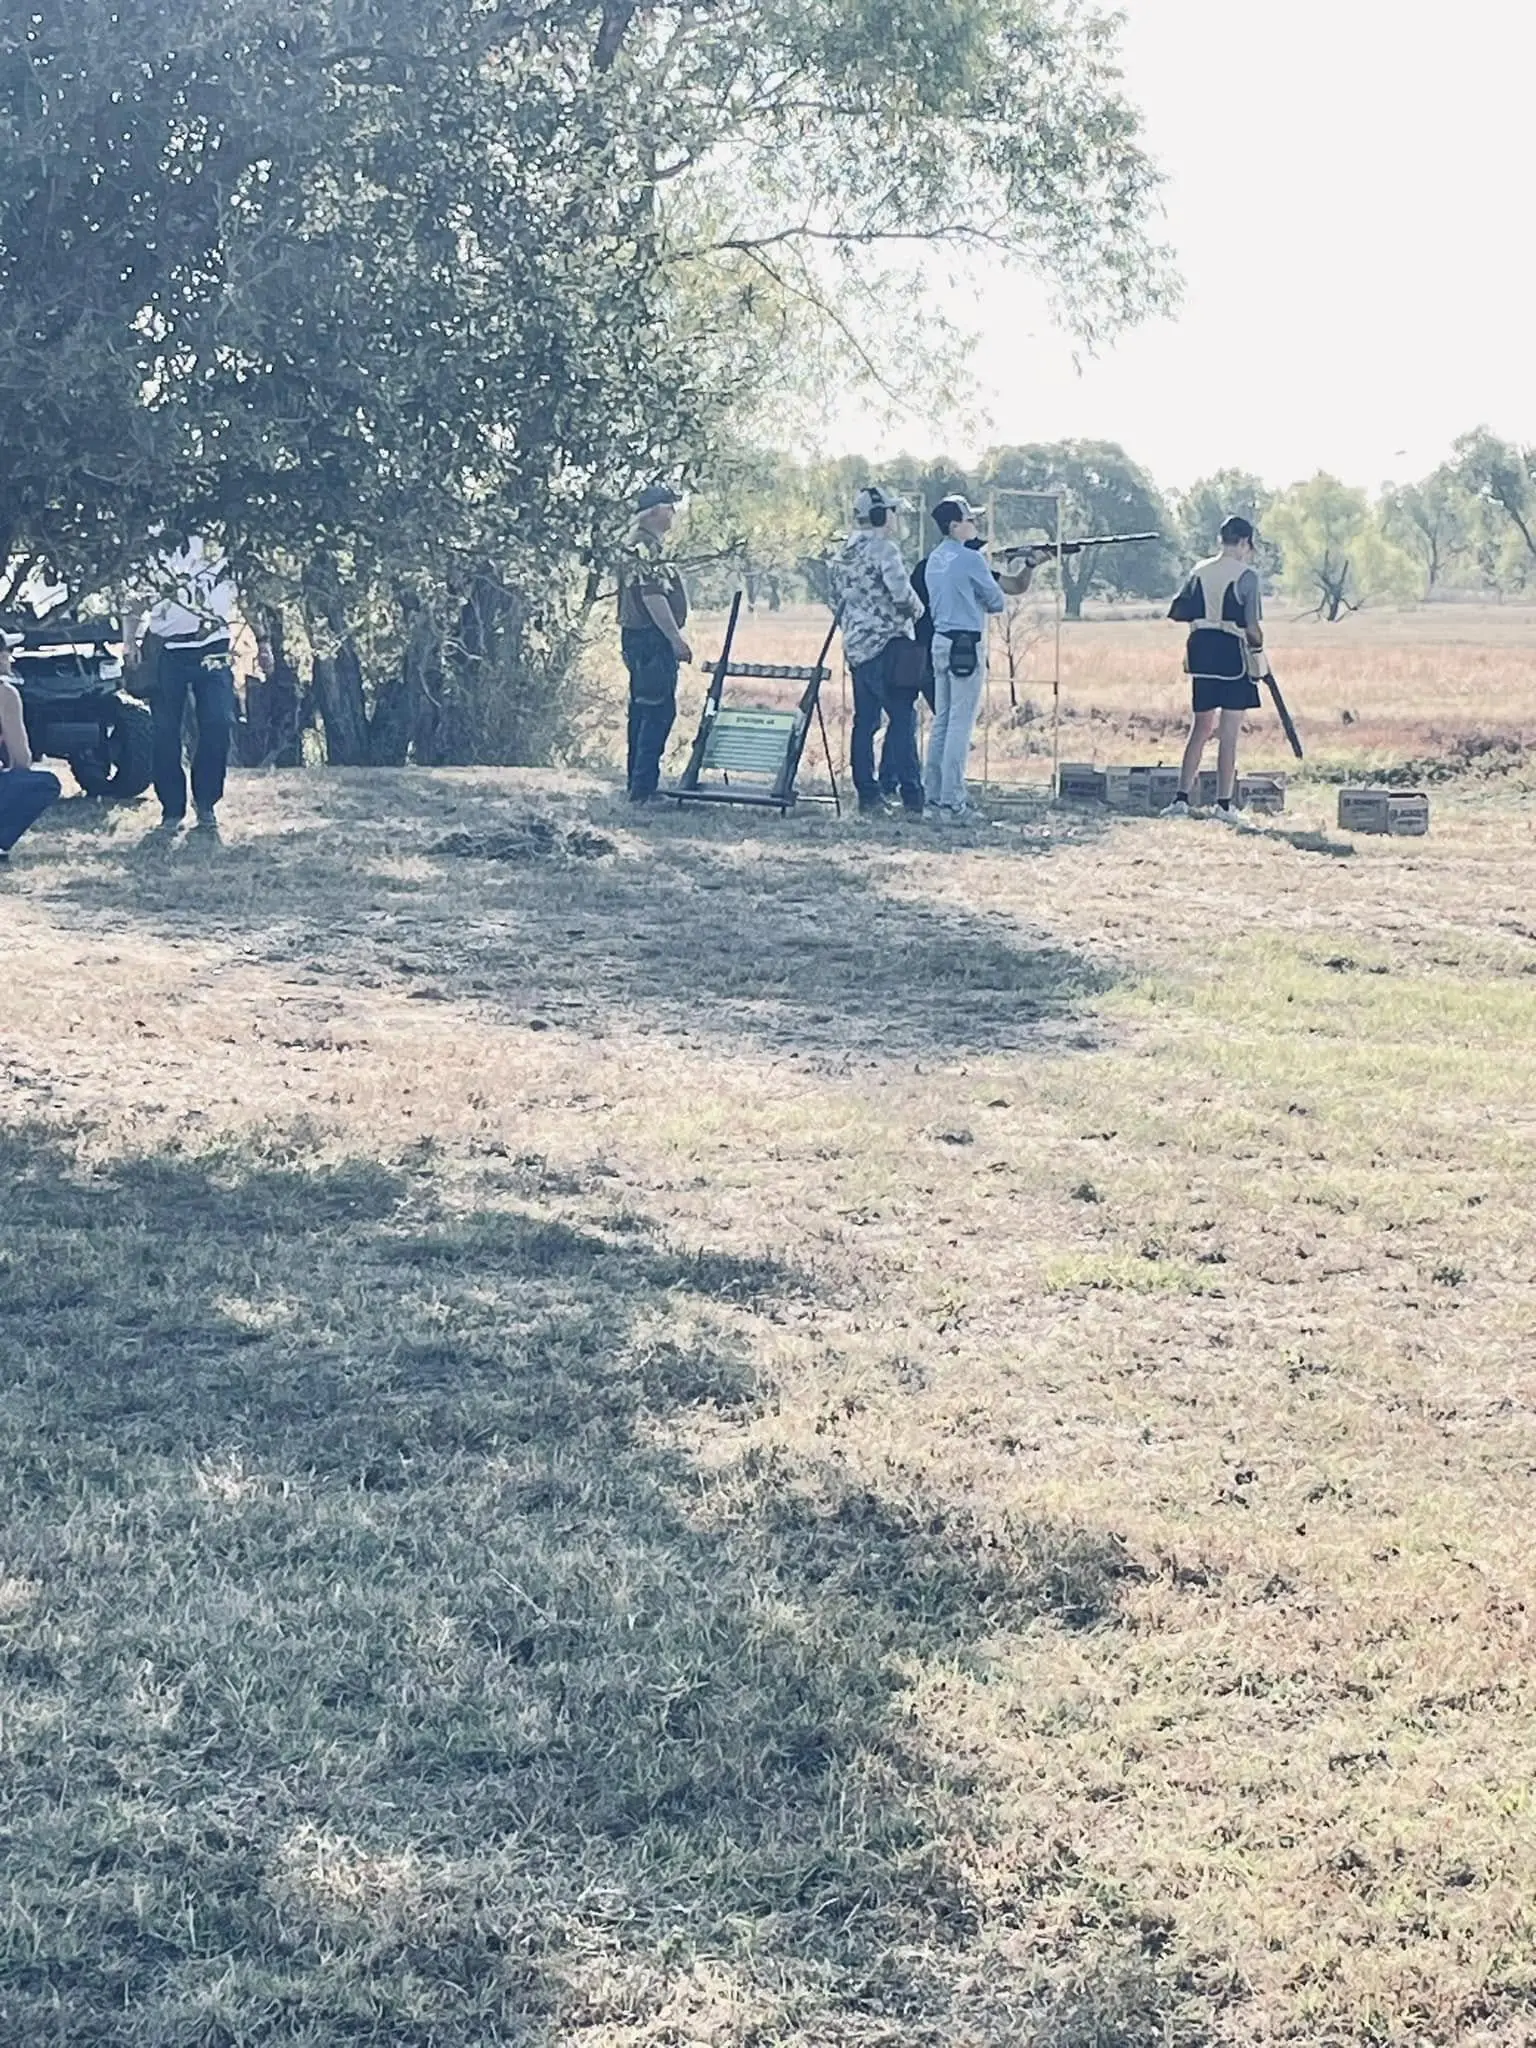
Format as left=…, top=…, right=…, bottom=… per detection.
left=946, top=630, right=981, bottom=680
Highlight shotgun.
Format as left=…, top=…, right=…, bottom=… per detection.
left=994, top=531, right=1161, bottom=562
left=1263, top=669, right=1305, bottom=760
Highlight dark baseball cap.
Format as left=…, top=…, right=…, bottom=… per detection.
left=932, top=496, right=981, bottom=532
left=854, top=484, right=909, bottom=521
left=635, top=483, right=684, bottom=511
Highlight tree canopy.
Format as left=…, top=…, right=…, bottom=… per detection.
left=0, top=0, right=1174, bottom=760
left=1263, top=475, right=1416, bottom=621
left=983, top=440, right=1176, bottom=617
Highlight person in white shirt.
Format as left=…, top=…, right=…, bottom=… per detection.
left=140, top=534, right=239, bottom=830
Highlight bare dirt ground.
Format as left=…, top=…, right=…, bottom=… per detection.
left=3, top=733, right=1535, bottom=2043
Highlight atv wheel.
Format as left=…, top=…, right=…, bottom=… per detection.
left=68, top=696, right=154, bottom=801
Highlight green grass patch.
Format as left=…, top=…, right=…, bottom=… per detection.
left=1043, top=1251, right=1211, bottom=1296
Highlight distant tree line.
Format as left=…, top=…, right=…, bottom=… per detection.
left=689, top=432, right=1536, bottom=622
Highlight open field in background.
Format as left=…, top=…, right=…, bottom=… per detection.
left=3, top=753, right=1536, bottom=2045
left=580, top=601, right=1536, bottom=788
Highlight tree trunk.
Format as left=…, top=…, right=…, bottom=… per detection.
left=312, top=639, right=372, bottom=765
left=240, top=607, right=305, bottom=767
left=435, top=571, right=549, bottom=764
left=1320, top=559, right=1351, bottom=623
left=1062, top=552, right=1094, bottom=620
left=368, top=606, right=442, bottom=766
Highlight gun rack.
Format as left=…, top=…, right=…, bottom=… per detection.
left=672, top=592, right=842, bottom=816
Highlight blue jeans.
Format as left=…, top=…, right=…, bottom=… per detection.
left=621, top=628, right=679, bottom=798
left=0, top=768, right=61, bottom=853
left=153, top=640, right=236, bottom=818
left=849, top=650, right=888, bottom=807
left=876, top=689, right=923, bottom=812
left=851, top=639, right=923, bottom=811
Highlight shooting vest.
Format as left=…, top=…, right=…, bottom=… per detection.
left=1174, top=555, right=1257, bottom=683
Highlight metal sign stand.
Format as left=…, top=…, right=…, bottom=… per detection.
left=673, top=592, right=842, bottom=814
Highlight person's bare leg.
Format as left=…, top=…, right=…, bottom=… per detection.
left=1179, top=710, right=1217, bottom=797
left=1216, top=708, right=1242, bottom=803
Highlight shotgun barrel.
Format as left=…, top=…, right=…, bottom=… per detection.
left=1264, top=670, right=1305, bottom=760
left=994, top=531, right=1161, bottom=562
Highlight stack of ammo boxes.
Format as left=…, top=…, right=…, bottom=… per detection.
left=1336, top=789, right=1430, bottom=836
left=1057, top=764, right=1287, bottom=814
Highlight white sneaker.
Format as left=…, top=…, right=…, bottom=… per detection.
left=1210, top=804, right=1245, bottom=826
left=1160, top=797, right=1195, bottom=818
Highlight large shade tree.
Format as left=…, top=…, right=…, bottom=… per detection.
left=1453, top=428, right=1536, bottom=586
left=1380, top=467, right=1477, bottom=600
left=982, top=440, right=1177, bottom=617
left=1, top=0, right=1175, bottom=761
left=1265, top=474, right=1416, bottom=620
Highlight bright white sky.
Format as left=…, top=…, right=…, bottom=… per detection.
left=841, top=0, right=1535, bottom=492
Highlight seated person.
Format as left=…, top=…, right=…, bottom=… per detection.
left=0, top=642, right=62, bottom=865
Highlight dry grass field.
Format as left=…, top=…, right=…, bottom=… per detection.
left=2, top=607, right=1535, bottom=2045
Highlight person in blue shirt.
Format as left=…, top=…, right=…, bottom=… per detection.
left=922, top=498, right=1036, bottom=820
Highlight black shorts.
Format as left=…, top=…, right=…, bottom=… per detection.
left=1192, top=676, right=1262, bottom=714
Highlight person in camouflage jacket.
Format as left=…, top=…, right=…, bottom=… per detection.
left=828, top=485, right=925, bottom=816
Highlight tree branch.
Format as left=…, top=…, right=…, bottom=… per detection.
left=594, top=0, right=644, bottom=73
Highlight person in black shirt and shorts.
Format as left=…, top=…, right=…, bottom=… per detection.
left=1164, top=516, right=1266, bottom=821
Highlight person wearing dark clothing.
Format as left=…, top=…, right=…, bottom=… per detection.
left=871, top=548, right=934, bottom=810
left=0, top=646, right=61, bottom=863
left=141, top=535, right=238, bottom=830
left=1164, top=515, right=1266, bottom=820
left=618, top=485, right=691, bottom=802
left=908, top=552, right=938, bottom=712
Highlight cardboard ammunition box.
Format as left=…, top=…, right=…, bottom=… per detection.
left=1147, top=767, right=1183, bottom=810
left=1338, top=788, right=1430, bottom=836
left=1124, top=766, right=1155, bottom=814
left=1057, top=762, right=1107, bottom=803
left=1103, top=767, right=1136, bottom=811
left=1240, top=775, right=1287, bottom=815
left=1189, top=770, right=1286, bottom=811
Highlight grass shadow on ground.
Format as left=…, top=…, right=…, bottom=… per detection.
left=1223, top=814, right=1358, bottom=860
left=45, top=772, right=1120, bottom=1061
left=0, top=1115, right=1188, bottom=2046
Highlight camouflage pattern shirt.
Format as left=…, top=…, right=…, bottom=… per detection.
left=828, top=530, right=923, bottom=668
